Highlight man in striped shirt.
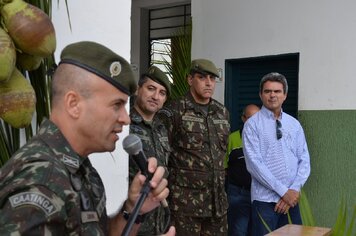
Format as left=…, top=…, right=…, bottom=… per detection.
left=242, top=72, right=311, bottom=236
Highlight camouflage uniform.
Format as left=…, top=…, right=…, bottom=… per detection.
left=0, top=119, right=108, bottom=235
left=129, top=106, right=171, bottom=235
left=158, top=92, right=230, bottom=235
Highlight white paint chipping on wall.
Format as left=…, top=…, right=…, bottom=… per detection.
left=52, top=0, right=131, bottom=216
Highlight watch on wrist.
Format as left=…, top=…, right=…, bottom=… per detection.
left=121, top=208, right=146, bottom=224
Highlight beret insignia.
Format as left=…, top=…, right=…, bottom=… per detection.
left=110, top=61, right=122, bottom=77
left=148, top=67, right=155, bottom=74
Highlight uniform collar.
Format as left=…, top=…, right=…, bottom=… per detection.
left=130, top=107, right=155, bottom=127
left=130, top=107, right=144, bottom=123
left=37, top=119, right=85, bottom=174
left=185, top=91, right=220, bottom=114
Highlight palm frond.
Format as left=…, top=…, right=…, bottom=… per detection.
left=332, top=197, right=347, bottom=235
left=163, top=23, right=192, bottom=100
left=258, top=211, right=272, bottom=233
left=345, top=205, right=356, bottom=236
left=331, top=197, right=356, bottom=236
left=299, top=189, right=316, bottom=226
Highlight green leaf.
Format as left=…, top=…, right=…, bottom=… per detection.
left=162, top=22, right=192, bottom=100
left=332, top=197, right=347, bottom=236
left=299, top=189, right=316, bottom=226
left=345, top=205, right=356, bottom=236
left=258, top=211, right=272, bottom=233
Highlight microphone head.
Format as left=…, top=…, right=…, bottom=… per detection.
left=122, top=134, right=142, bottom=155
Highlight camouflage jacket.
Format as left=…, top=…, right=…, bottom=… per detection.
left=129, top=107, right=171, bottom=235
left=0, top=119, right=108, bottom=235
left=130, top=107, right=171, bottom=172
left=158, top=92, right=230, bottom=217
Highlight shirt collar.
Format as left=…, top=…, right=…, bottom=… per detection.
left=261, top=106, right=284, bottom=120
left=37, top=118, right=85, bottom=174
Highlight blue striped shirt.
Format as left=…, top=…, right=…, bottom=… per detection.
left=242, top=106, right=311, bottom=203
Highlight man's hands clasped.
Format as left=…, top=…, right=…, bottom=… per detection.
left=275, top=189, right=300, bottom=214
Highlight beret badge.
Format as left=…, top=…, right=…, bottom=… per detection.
left=110, top=61, right=122, bottom=77
left=148, top=67, right=155, bottom=74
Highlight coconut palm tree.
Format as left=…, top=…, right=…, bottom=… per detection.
left=0, top=0, right=69, bottom=166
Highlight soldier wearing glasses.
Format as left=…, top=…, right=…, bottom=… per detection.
left=242, top=72, right=311, bottom=236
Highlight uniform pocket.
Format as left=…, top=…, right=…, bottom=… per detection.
left=169, top=169, right=212, bottom=216
left=213, top=119, right=230, bottom=151
left=177, top=116, right=205, bottom=150
left=170, top=169, right=210, bottom=189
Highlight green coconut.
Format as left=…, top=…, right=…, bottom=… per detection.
left=0, top=27, right=16, bottom=82
left=0, top=68, right=36, bottom=128
left=0, top=0, right=56, bottom=57
left=16, top=51, right=42, bottom=71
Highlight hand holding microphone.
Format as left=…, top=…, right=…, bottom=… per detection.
left=123, top=134, right=169, bottom=208
left=122, top=134, right=171, bottom=235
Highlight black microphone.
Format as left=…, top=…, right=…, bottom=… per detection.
left=122, top=134, right=151, bottom=178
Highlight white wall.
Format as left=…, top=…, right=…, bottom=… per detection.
left=192, top=0, right=356, bottom=110
left=52, top=0, right=131, bottom=216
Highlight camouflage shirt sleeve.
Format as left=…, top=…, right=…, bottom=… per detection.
left=0, top=185, right=68, bottom=235
left=157, top=101, right=176, bottom=144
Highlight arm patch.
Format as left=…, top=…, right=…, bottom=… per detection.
left=9, top=192, right=58, bottom=216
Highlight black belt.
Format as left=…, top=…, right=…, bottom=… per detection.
left=236, top=185, right=250, bottom=191
left=229, top=182, right=250, bottom=191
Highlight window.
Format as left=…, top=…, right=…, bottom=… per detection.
left=149, top=4, right=191, bottom=76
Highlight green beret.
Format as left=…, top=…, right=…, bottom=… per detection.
left=143, top=66, right=171, bottom=96
left=60, top=41, right=137, bottom=96
left=190, top=59, right=220, bottom=78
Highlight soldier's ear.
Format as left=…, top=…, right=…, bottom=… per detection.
left=64, top=91, right=81, bottom=118
left=187, top=74, right=193, bottom=86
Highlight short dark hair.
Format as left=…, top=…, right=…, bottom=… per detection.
left=138, top=75, right=149, bottom=87
left=189, top=69, right=203, bottom=77
left=259, top=72, right=288, bottom=94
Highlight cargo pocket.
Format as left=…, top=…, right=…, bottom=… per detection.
left=169, top=169, right=212, bottom=216
left=213, top=119, right=230, bottom=152
left=177, top=119, right=205, bottom=150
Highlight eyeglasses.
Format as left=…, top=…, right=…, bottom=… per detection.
left=276, top=119, right=282, bottom=140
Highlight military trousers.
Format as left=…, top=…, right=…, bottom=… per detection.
left=171, top=213, right=227, bottom=236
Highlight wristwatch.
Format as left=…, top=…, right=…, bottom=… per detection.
left=121, top=207, right=146, bottom=224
